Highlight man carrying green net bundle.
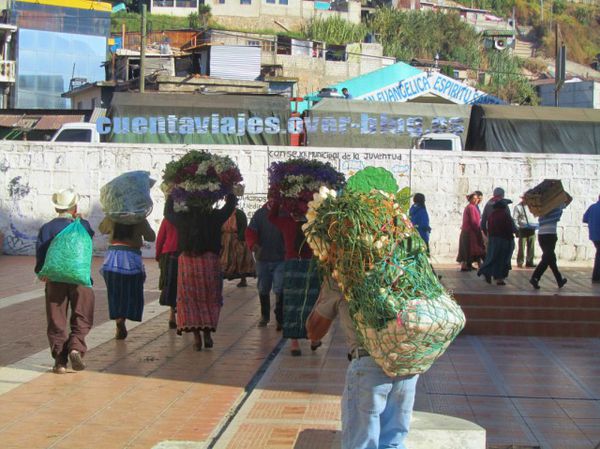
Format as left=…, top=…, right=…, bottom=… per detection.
left=307, top=280, right=418, bottom=449
left=304, top=167, right=465, bottom=449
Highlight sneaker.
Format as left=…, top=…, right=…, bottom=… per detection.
left=258, top=318, right=269, bottom=328
left=558, top=278, right=567, bottom=288
left=517, top=263, right=523, bottom=268
left=290, top=349, right=302, bottom=357
left=69, top=350, right=86, bottom=371
left=237, top=279, right=248, bottom=288
left=525, top=263, right=536, bottom=268
left=529, top=278, right=540, bottom=290
left=52, top=364, right=67, bottom=374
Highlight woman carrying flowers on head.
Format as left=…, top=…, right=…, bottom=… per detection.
left=163, top=151, right=244, bottom=351
left=267, top=158, right=345, bottom=356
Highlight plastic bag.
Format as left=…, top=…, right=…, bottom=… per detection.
left=100, top=171, right=155, bottom=224
left=38, top=219, right=93, bottom=286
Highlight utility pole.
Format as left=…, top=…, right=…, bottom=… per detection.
left=554, top=23, right=565, bottom=107
left=140, top=4, right=147, bottom=93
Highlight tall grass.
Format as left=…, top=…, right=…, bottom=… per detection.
left=303, top=16, right=368, bottom=45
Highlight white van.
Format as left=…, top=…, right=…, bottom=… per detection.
left=51, top=122, right=101, bottom=143
left=416, top=133, right=463, bottom=151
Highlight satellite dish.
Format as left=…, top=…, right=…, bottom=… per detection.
left=494, top=38, right=507, bottom=50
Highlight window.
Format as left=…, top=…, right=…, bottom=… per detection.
left=240, top=0, right=251, bottom=4
left=266, top=0, right=275, bottom=3
left=54, top=129, right=92, bottom=142
left=91, top=97, right=96, bottom=109
left=279, top=0, right=288, bottom=4
left=247, top=40, right=260, bottom=47
left=218, top=0, right=225, bottom=4
left=419, top=138, right=453, bottom=151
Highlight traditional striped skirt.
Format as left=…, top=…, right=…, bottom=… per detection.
left=101, top=246, right=146, bottom=322
left=158, top=252, right=179, bottom=308
left=177, top=252, right=223, bottom=333
left=282, top=259, right=322, bottom=339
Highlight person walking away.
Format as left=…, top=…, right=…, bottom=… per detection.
left=583, top=194, right=600, bottom=283
left=35, top=189, right=95, bottom=374
left=477, top=199, right=517, bottom=285
left=100, top=217, right=156, bottom=339
left=221, top=207, right=255, bottom=288
left=269, top=201, right=322, bottom=356
left=457, top=192, right=485, bottom=271
left=481, top=187, right=505, bottom=238
left=246, top=196, right=285, bottom=329
left=530, top=202, right=570, bottom=289
left=513, top=198, right=537, bottom=268
left=409, top=193, right=431, bottom=254
left=156, top=196, right=179, bottom=329
left=307, top=281, right=418, bottom=449
left=172, top=191, right=240, bottom=350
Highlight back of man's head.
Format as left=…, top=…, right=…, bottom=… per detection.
left=493, top=187, right=505, bottom=198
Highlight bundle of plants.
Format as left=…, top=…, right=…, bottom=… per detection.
left=302, top=167, right=465, bottom=377
left=268, top=158, right=345, bottom=216
left=162, top=150, right=243, bottom=212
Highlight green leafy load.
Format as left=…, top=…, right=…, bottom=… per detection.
left=303, top=176, right=465, bottom=377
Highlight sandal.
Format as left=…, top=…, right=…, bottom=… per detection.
left=310, top=341, right=322, bottom=351
left=203, top=329, right=213, bottom=348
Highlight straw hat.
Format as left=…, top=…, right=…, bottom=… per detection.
left=52, top=189, right=79, bottom=209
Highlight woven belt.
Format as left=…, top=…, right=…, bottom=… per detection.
left=347, top=348, right=370, bottom=361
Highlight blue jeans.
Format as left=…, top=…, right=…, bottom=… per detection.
left=593, top=241, right=600, bottom=282
left=255, top=260, right=285, bottom=296
left=342, top=356, right=418, bottom=449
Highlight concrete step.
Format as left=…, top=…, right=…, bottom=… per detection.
left=454, top=292, right=600, bottom=337
left=407, top=412, right=486, bottom=449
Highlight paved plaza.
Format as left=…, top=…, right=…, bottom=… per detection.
left=0, top=255, right=599, bottom=449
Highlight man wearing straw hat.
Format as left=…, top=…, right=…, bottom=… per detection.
left=35, top=189, right=95, bottom=374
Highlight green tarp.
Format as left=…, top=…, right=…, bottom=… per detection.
left=305, top=99, right=471, bottom=149
left=107, top=92, right=290, bottom=145
left=465, top=105, right=600, bottom=154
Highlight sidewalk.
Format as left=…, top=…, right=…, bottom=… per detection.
left=0, top=256, right=599, bottom=449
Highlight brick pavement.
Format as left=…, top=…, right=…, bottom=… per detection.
left=0, top=255, right=599, bottom=449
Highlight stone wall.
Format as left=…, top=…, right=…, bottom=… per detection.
left=0, top=142, right=597, bottom=263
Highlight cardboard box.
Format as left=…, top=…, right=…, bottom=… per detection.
left=524, top=179, right=571, bottom=217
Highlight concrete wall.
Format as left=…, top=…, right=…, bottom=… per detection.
left=0, top=142, right=597, bottom=264
left=209, top=0, right=362, bottom=30
left=261, top=45, right=394, bottom=95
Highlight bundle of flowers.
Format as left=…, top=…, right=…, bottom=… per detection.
left=302, top=168, right=465, bottom=377
left=268, top=158, right=345, bottom=216
left=162, top=150, right=243, bottom=212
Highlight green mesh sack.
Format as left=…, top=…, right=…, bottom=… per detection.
left=303, top=169, right=465, bottom=377
left=38, top=219, right=93, bottom=287
left=100, top=171, right=155, bottom=224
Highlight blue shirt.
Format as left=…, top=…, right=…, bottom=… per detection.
left=583, top=200, right=600, bottom=241
left=409, top=204, right=430, bottom=244
left=247, top=206, right=285, bottom=262
left=35, top=216, right=95, bottom=273
left=538, top=207, right=563, bottom=235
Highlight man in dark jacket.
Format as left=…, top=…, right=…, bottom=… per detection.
left=245, top=196, right=285, bottom=329
left=35, top=189, right=95, bottom=374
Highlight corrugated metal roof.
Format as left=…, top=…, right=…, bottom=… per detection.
left=0, top=114, right=85, bottom=130
left=209, top=46, right=260, bottom=81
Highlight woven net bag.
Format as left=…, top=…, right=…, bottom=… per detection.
left=303, top=182, right=465, bottom=377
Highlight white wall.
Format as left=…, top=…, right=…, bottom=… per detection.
left=0, top=142, right=597, bottom=263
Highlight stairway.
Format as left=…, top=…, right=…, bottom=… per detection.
left=514, top=38, right=535, bottom=59
left=454, top=292, right=600, bottom=337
